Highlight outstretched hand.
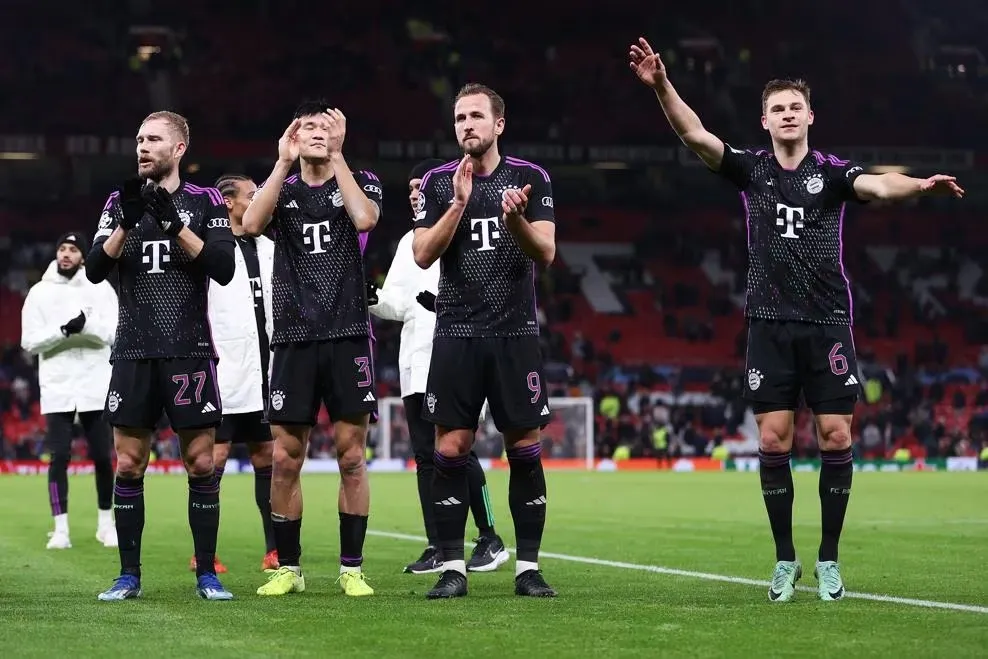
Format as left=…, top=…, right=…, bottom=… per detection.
left=322, top=108, right=346, bottom=155
left=629, top=37, right=667, bottom=89
left=920, top=174, right=965, bottom=198
left=144, top=186, right=184, bottom=236
left=452, top=156, right=473, bottom=206
left=278, top=118, right=301, bottom=164
left=502, top=184, right=532, bottom=220
left=118, top=177, right=148, bottom=231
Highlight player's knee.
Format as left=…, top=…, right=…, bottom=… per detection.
left=185, top=450, right=215, bottom=478
left=49, top=450, right=71, bottom=469
left=115, top=452, right=146, bottom=479
left=757, top=422, right=793, bottom=452
left=435, top=428, right=472, bottom=457
left=818, top=421, right=852, bottom=451
left=249, top=442, right=274, bottom=469
left=337, top=443, right=365, bottom=477
left=272, top=442, right=303, bottom=478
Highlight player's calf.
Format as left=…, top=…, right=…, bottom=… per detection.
left=814, top=410, right=854, bottom=572
left=268, top=426, right=306, bottom=575
left=504, top=431, right=555, bottom=596
left=249, top=441, right=277, bottom=567
left=335, top=417, right=372, bottom=595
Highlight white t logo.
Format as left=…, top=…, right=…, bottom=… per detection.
left=302, top=221, right=331, bottom=254
left=776, top=203, right=805, bottom=239
left=142, top=240, right=171, bottom=273
left=470, top=217, right=500, bottom=251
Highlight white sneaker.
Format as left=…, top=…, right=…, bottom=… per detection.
left=46, top=530, right=72, bottom=550
left=96, top=525, right=118, bottom=548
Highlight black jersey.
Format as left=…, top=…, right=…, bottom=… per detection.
left=716, top=146, right=867, bottom=325
left=263, top=170, right=382, bottom=345
left=413, top=156, right=554, bottom=338
left=93, top=182, right=234, bottom=361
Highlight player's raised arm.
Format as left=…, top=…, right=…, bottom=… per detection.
left=502, top=168, right=556, bottom=267
left=852, top=172, right=965, bottom=202
left=412, top=156, right=471, bottom=269
left=86, top=180, right=145, bottom=283
left=243, top=119, right=300, bottom=236
left=323, top=109, right=380, bottom=232
left=629, top=37, right=726, bottom=171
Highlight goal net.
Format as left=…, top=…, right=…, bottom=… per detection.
left=371, top=396, right=596, bottom=469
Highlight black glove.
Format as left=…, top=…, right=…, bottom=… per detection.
left=365, top=280, right=379, bottom=306
left=144, top=185, right=184, bottom=237
left=61, top=311, right=86, bottom=336
left=416, top=291, right=436, bottom=313
left=119, top=177, right=148, bottom=231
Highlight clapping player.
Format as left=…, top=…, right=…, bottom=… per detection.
left=369, top=159, right=508, bottom=576
left=244, top=102, right=381, bottom=598
left=411, top=84, right=557, bottom=599
left=87, top=111, right=236, bottom=601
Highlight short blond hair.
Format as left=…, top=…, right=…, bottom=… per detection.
left=142, top=110, right=190, bottom=145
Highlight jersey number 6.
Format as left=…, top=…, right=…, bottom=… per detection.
left=828, top=343, right=849, bottom=376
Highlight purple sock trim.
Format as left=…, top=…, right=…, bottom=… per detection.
left=758, top=450, right=792, bottom=468
left=507, top=443, right=542, bottom=461
left=820, top=448, right=854, bottom=466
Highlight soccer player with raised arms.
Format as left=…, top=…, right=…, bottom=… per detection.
left=87, top=111, right=236, bottom=601
left=412, top=83, right=557, bottom=599
left=629, top=36, right=963, bottom=602
left=243, top=101, right=381, bottom=598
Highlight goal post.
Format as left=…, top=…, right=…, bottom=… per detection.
left=372, top=396, right=596, bottom=470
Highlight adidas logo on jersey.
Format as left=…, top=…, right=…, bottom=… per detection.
left=363, top=391, right=376, bottom=402
left=201, top=402, right=217, bottom=413
left=844, top=375, right=859, bottom=386
left=286, top=200, right=299, bottom=208
left=541, top=405, right=550, bottom=416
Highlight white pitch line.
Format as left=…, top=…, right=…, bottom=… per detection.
left=367, top=530, right=988, bottom=615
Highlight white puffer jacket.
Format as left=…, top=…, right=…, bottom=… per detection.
left=20, top=262, right=118, bottom=414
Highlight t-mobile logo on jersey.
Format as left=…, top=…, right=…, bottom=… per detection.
left=302, top=221, right=331, bottom=254
left=142, top=240, right=171, bottom=273
left=775, top=203, right=805, bottom=239
left=471, top=217, right=500, bottom=251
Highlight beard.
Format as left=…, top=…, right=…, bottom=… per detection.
left=460, top=134, right=494, bottom=157
left=140, top=158, right=174, bottom=183
left=57, top=263, right=81, bottom=279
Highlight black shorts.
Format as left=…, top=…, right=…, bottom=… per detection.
left=105, top=358, right=222, bottom=431
left=268, top=337, right=378, bottom=426
left=423, top=335, right=549, bottom=432
left=216, top=411, right=272, bottom=444
left=743, top=319, right=860, bottom=413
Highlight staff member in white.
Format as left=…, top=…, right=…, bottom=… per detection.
left=20, top=231, right=119, bottom=550
left=368, top=159, right=508, bottom=575
left=189, top=174, right=279, bottom=574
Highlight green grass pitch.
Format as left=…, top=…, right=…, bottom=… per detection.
left=1, top=471, right=986, bottom=658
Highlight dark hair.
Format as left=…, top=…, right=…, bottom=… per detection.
left=761, top=78, right=811, bottom=111
left=454, top=83, right=505, bottom=119
left=293, top=99, right=331, bottom=119
left=215, top=173, right=251, bottom=198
